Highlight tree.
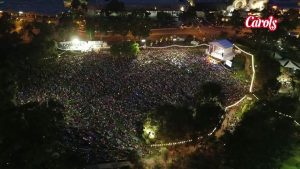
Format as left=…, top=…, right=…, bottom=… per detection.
left=0, top=100, right=82, bottom=169
left=71, top=0, right=81, bottom=10
left=104, top=0, right=125, bottom=16
left=57, top=14, right=77, bottom=41
left=0, top=13, right=82, bottom=169
left=230, top=10, right=243, bottom=29
left=262, top=79, right=281, bottom=97
left=85, top=16, right=97, bottom=39
left=146, top=104, right=195, bottom=141
left=195, top=102, right=224, bottom=133
left=110, top=41, right=140, bottom=60
left=223, top=96, right=299, bottom=169
left=156, top=12, right=175, bottom=28
left=174, top=149, right=221, bottom=169
left=255, top=50, right=281, bottom=96
left=281, top=9, right=300, bottom=31
left=179, top=6, right=197, bottom=25
left=0, top=13, right=22, bottom=110
left=130, top=16, right=152, bottom=39
left=0, top=12, right=16, bottom=34
left=205, top=12, right=216, bottom=24
left=19, top=21, right=58, bottom=78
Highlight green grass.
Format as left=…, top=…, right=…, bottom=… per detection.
left=280, top=146, right=300, bottom=169
left=235, top=98, right=255, bottom=119
left=233, top=70, right=248, bottom=82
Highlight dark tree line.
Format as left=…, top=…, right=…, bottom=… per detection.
left=110, top=41, right=140, bottom=60
left=0, top=13, right=83, bottom=169
left=223, top=96, right=300, bottom=169
left=85, top=11, right=152, bottom=39
left=169, top=96, right=300, bottom=169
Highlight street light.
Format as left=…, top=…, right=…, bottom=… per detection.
left=141, top=39, right=146, bottom=48
left=180, top=6, right=185, bottom=12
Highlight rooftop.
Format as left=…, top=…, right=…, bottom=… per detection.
left=212, top=39, right=233, bottom=48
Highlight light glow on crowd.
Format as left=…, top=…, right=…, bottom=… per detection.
left=57, top=38, right=108, bottom=52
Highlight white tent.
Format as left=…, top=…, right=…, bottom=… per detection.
left=207, top=39, right=235, bottom=61
left=274, top=52, right=283, bottom=60
left=284, top=61, right=300, bottom=70
left=279, top=59, right=300, bottom=70
left=279, top=59, right=289, bottom=66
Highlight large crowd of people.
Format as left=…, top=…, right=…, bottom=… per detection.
left=16, top=47, right=248, bottom=163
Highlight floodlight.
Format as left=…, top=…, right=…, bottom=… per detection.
left=72, top=38, right=80, bottom=44
left=180, top=6, right=185, bottom=12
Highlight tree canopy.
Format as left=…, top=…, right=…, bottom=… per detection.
left=0, top=100, right=82, bottom=169
left=104, top=0, right=125, bottom=15
left=110, top=41, right=140, bottom=60
left=230, top=10, right=244, bottom=28
left=223, top=96, right=300, bottom=169
left=255, top=50, right=281, bottom=96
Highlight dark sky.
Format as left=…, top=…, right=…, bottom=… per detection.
left=0, top=0, right=65, bottom=15
left=0, top=0, right=298, bottom=15
left=88, top=0, right=229, bottom=6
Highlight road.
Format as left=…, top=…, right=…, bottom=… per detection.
left=89, top=26, right=252, bottom=43
left=82, top=24, right=300, bottom=43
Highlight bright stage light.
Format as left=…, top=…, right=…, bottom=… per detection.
left=72, top=38, right=80, bottom=44
left=141, top=39, right=146, bottom=43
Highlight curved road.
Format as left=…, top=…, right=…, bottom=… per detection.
left=90, top=26, right=252, bottom=42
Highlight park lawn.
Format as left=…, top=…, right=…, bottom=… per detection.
left=233, top=70, right=248, bottom=82
left=280, top=145, right=300, bottom=169
left=235, top=97, right=255, bottom=120
left=232, top=53, right=251, bottom=82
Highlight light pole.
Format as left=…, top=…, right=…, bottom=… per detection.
left=141, top=39, right=146, bottom=48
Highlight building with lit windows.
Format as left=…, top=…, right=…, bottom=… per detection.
left=87, top=0, right=189, bottom=17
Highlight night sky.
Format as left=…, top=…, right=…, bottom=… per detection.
left=0, top=0, right=298, bottom=15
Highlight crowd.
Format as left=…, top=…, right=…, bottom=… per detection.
left=16, top=47, right=248, bottom=163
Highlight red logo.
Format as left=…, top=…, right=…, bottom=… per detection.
left=245, top=16, right=278, bottom=32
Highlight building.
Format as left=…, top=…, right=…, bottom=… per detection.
left=206, top=39, right=235, bottom=61
left=279, top=59, right=300, bottom=71
left=273, top=52, right=300, bottom=71
left=87, top=0, right=188, bottom=17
